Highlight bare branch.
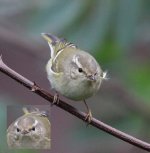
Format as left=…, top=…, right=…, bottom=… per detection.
left=0, top=56, right=150, bottom=152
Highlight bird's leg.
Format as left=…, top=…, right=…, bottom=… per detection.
left=31, top=82, right=59, bottom=106
left=31, top=82, right=40, bottom=92
left=51, top=92, right=59, bottom=106
left=83, top=100, right=92, bottom=124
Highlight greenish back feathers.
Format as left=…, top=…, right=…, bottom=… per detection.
left=42, top=33, right=76, bottom=59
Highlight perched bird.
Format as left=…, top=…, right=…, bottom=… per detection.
left=7, top=107, right=51, bottom=149
left=42, top=33, right=107, bottom=122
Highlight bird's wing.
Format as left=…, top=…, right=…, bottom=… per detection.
left=42, top=33, right=76, bottom=59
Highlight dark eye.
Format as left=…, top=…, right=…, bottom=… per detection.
left=94, top=72, right=97, bottom=76
left=78, top=68, right=83, bottom=73
left=31, top=127, right=35, bottom=131
left=16, top=128, right=20, bottom=132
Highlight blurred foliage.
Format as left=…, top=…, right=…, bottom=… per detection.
left=0, top=0, right=150, bottom=153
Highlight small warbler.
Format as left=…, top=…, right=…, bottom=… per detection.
left=7, top=107, right=51, bottom=149
left=42, top=33, right=107, bottom=122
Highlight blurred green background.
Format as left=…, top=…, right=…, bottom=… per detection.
left=0, top=0, right=150, bottom=153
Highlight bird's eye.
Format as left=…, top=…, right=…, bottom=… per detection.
left=78, top=68, right=83, bottom=73
left=16, top=128, right=20, bottom=132
left=94, top=72, right=97, bottom=76
left=31, top=127, right=35, bottom=131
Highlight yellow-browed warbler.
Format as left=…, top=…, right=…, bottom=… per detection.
left=42, top=33, right=107, bottom=122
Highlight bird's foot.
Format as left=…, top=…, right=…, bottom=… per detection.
left=51, top=93, right=59, bottom=106
left=85, top=109, right=92, bottom=126
left=31, top=82, right=40, bottom=92
left=83, top=100, right=92, bottom=125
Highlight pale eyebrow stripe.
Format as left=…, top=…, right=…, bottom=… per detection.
left=72, top=55, right=82, bottom=68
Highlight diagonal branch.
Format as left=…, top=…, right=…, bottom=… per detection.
left=0, top=56, right=150, bottom=152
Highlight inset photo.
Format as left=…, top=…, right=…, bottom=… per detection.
left=7, top=105, right=51, bottom=149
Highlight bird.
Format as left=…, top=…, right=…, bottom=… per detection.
left=7, top=107, right=51, bottom=149
left=42, top=33, right=107, bottom=122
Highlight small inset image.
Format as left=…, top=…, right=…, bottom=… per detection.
left=7, top=105, right=51, bottom=149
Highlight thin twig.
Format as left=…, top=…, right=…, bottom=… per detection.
left=0, top=56, right=150, bottom=152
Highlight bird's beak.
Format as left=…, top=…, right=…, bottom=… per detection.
left=41, top=33, right=58, bottom=44
left=21, top=130, right=29, bottom=135
left=87, top=75, right=96, bottom=81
